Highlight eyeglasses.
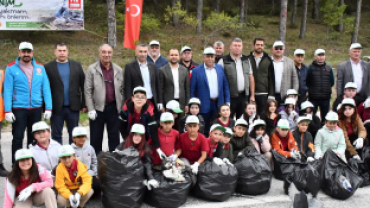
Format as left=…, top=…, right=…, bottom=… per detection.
left=274, top=47, right=284, bottom=51
left=134, top=96, right=146, bottom=100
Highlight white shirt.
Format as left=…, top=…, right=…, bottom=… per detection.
left=272, top=57, right=284, bottom=94
left=171, top=65, right=180, bottom=99
left=350, top=59, right=363, bottom=92
left=138, top=61, right=153, bottom=99
left=253, top=52, right=263, bottom=68
left=204, top=63, right=219, bottom=99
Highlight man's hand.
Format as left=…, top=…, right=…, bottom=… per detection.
left=250, top=95, right=255, bottom=102
left=81, top=108, right=87, bottom=113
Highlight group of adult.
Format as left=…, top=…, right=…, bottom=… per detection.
left=0, top=37, right=368, bottom=177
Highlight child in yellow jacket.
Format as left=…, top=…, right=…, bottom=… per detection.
left=55, top=145, right=93, bottom=208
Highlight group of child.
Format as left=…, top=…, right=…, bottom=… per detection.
left=4, top=82, right=370, bottom=207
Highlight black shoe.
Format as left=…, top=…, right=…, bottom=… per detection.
left=0, top=164, right=9, bottom=177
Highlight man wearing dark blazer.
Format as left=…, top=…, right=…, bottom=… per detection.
left=124, top=43, right=163, bottom=115
left=337, top=43, right=370, bottom=105
left=45, top=42, right=86, bottom=144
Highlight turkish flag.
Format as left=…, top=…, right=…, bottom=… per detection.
left=123, top=0, right=143, bottom=49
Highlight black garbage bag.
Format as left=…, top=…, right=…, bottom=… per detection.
left=271, top=150, right=301, bottom=180
left=284, top=163, right=321, bottom=197
left=349, top=158, right=370, bottom=187
left=193, top=160, right=238, bottom=201
left=234, top=152, right=272, bottom=195
left=98, top=147, right=146, bottom=208
left=319, top=150, right=363, bottom=200
left=293, top=191, right=309, bottom=208
left=144, top=171, right=193, bottom=208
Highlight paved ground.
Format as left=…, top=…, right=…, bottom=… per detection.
left=0, top=127, right=369, bottom=208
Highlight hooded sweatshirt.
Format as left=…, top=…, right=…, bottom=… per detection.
left=72, top=142, right=98, bottom=176
left=314, top=125, right=346, bottom=160
left=29, top=139, right=61, bottom=171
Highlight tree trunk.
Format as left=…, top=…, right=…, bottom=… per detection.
left=152, top=0, right=159, bottom=11
left=197, top=0, right=203, bottom=34
left=216, top=0, right=220, bottom=13
left=172, top=0, right=179, bottom=27
left=239, top=0, right=245, bottom=23
left=185, top=0, right=189, bottom=13
left=312, top=0, right=319, bottom=19
left=244, top=0, right=248, bottom=23
left=107, top=0, right=116, bottom=47
left=291, top=0, right=297, bottom=26
left=338, top=0, right=344, bottom=32
left=272, top=0, right=275, bottom=13
left=299, top=0, right=308, bottom=38
left=351, top=0, right=362, bottom=43
left=279, top=0, right=288, bottom=43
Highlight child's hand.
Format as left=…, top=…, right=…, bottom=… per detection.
left=176, top=158, right=184, bottom=166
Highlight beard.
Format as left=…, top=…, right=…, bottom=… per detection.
left=21, top=56, right=32, bottom=63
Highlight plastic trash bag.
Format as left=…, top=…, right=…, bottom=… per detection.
left=234, top=151, right=272, bottom=195
left=349, top=158, right=370, bottom=187
left=193, top=160, right=238, bottom=201
left=289, top=182, right=323, bottom=208
left=144, top=171, right=193, bottom=208
left=271, top=150, right=301, bottom=180
left=98, top=147, right=146, bottom=208
left=318, top=150, right=363, bottom=200
left=284, top=163, right=321, bottom=197
left=293, top=191, right=309, bottom=208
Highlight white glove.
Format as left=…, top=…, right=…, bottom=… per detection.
left=249, top=111, right=256, bottom=123
left=307, top=157, right=315, bottom=163
left=353, top=155, right=361, bottom=161
left=5, top=112, right=15, bottom=123
left=168, top=154, right=178, bottom=162
left=314, top=155, right=321, bottom=160
left=213, top=157, right=225, bottom=166
left=147, top=179, right=160, bottom=190
left=69, top=195, right=77, bottom=208
left=88, top=110, right=97, bottom=120
left=364, top=98, right=370, bottom=109
left=191, top=162, right=200, bottom=175
left=18, top=185, right=34, bottom=202
left=73, top=193, right=81, bottom=208
left=306, top=113, right=313, bottom=120
left=157, top=103, right=163, bottom=111
left=237, top=152, right=243, bottom=157
left=44, top=110, right=52, bottom=120
left=256, top=135, right=264, bottom=143
left=156, top=148, right=167, bottom=160
left=223, top=158, right=232, bottom=165
left=290, top=150, right=300, bottom=159
left=291, top=110, right=298, bottom=117
left=353, top=138, right=364, bottom=150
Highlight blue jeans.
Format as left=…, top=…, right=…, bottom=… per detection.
left=50, top=107, right=79, bottom=145
left=12, top=108, right=42, bottom=164
left=90, top=103, right=120, bottom=154
left=310, top=99, right=330, bottom=124
left=200, top=100, right=218, bottom=137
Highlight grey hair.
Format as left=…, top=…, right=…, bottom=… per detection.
left=231, top=38, right=242, bottom=45
left=136, top=43, right=148, bottom=48
left=98, top=44, right=113, bottom=53
left=213, top=41, right=224, bottom=48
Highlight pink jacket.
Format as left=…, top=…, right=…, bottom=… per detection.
left=3, top=164, right=53, bottom=208
left=250, top=134, right=271, bottom=153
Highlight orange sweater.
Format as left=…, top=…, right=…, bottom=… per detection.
left=271, top=131, right=298, bottom=158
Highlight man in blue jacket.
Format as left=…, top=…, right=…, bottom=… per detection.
left=147, top=40, right=168, bottom=70
left=293, top=49, right=309, bottom=108
left=190, top=47, right=230, bottom=136
left=4, top=42, right=52, bottom=164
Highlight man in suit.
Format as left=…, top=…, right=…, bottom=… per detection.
left=159, top=48, right=190, bottom=114
left=45, top=42, right=86, bottom=144
left=124, top=43, right=163, bottom=114
left=271, top=41, right=299, bottom=106
left=84, top=44, right=124, bottom=154
left=218, top=38, right=255, bottom=119
left=190, top=47, right=230, bottom=136
left=337, top=43, right=370, bottom=105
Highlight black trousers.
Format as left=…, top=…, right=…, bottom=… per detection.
left=275, top=93, right=282, bottom=108
left=230, top=92, right=249, bottom=119
left=255, top=94, right=268, bottom=115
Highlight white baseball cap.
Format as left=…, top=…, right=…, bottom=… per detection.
left=130, top=123, right=146, bottom=134
left=188, top=97, right=201, bottom=106
left=349, top=43, right=362, bottom=50
left=15, top=149, right=33, bottom=161
left=286, top=89, right=299, bottom=96
left=294, top=49, right=305, bottom=56
left=297, top=116, right=311, bottom=124
left=133, top=86, right=147, bottom=95
left=273, top=41, right=285, bottom=48
left=203, top=47, right=216, bottom=55
left=180, top=45, right=192, bottom=54
left=149, top=40, right=160, bottom=46
left=19, top=42, right=33, bottom=50
left=325, top=111, right=339, bottom=121
left=277, top=119, right=290, bottom=129
left=341, top=98, right=356, bottom=107
left=300, top=101, right=314, bottom=111
left=72, top=126, right=88, bottom=137
left=314, top=49, right=325, bottom=56
left=210, top=124, right=225, bottom=132
left=32, top=121, right=49, bottom=133
left=337, top=104, right=342, bottom=111
left=253, top=119, right=266, bottom=127
left=186, top=115, right=199, bottom=124
left=166, top=100, right=183, bottom=113
left=235, top=118, right=248, bottom=127
left=58, top=145, right=75, bottom=158
left=344, top=82, right=357, bottom=89
left=284, top=97, right=297, bottom=106
left=224, top=127, right=233, bottom=136
left=160, top=112, right=174, bottom=122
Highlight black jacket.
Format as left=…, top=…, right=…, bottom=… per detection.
left=259, top=113, right=281, bottom=137
left=306, top=61, right=334, bottom=100
left=124, top=60, right=161, bottom=105
left=230, top=133, right=256, bottom=160
left=206, top=141, right=224, bottom=161
left=292, top=130, right=314, bottom=158
left=44, top=59, right=85, bottom=114
left=179, top=114, right=205, bottom=134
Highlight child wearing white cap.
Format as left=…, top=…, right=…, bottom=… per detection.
left=71, top=126, right=100, bottom=198
left=332, top=82, right=359, bottom=112
left=230, top=119, right=256, bottom=159
left=299, top=101, right=321, bottom=139
left=277, top=89, right=300, bottom=113
left=292, top=117, right=315, bottom=162
left=180, top=97, right=205, bottom=134
left=249, top=119, right=273, bottom=167
left=165, top=100, right=183, bottom=131
left=206, top=124, right=226, bottom=160
left=278, top=98, right=299, bottom=131
left=221, top=127, right=234, bottom=163
left=3, top=149, right=57, bottom=208
left=271, top=119, right=300, bottom=159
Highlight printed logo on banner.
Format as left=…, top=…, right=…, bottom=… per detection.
left=69, top=0, right=81, bottom=9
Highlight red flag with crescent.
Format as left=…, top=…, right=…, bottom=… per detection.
left=123, top=0, right=143, bottom=49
